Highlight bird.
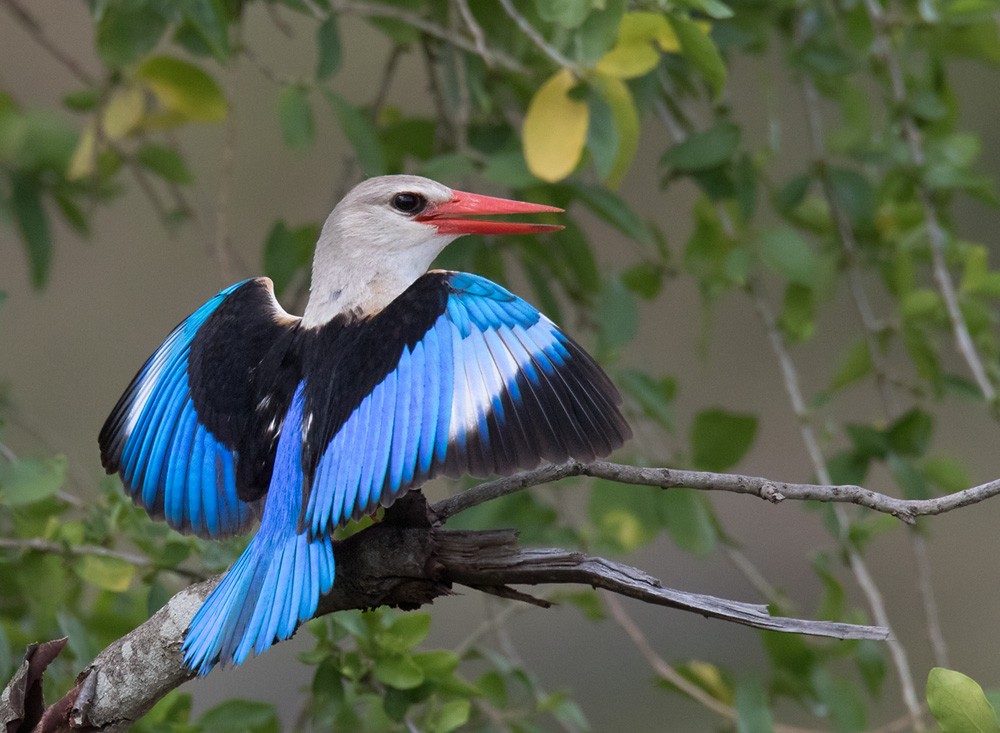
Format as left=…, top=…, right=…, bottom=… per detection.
left=98, top=175, right=631, bottom=675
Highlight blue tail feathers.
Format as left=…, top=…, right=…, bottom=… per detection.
left=182, top=384, right=336, bottom=675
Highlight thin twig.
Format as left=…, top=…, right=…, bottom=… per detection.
left=603, top=593, right=821, bottom=733
left=454, top=0, right=492, bottom=66
left=329, top=0, right=526, bottom=73
left=0, top=537, right=203, bottom=581
left=747, top=285, right=925, bottom=729
left=798, top=72, right=950, bottom=673
left=496, top=0, right=579, bottom=72
left=863, top=0, right=996, bottom=404
left=911, top=532, right=949, bottom=666
left=1, top=0, right=96, bottom=85
left=800, top=77, right=897, bottom=417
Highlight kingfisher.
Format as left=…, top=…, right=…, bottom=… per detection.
left=99, top=175, right=631, bottom=675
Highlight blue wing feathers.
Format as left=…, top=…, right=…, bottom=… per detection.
left=102, top=280, right=256, bottom=539
left=302, top=271, right=629, bottom=535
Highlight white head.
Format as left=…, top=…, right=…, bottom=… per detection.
left=301, top=174, right=561, bottom=327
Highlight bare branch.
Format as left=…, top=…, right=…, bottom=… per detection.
left=431, top=459, right=1000, bottom=525
left=2, top=493, right=886, bottom=732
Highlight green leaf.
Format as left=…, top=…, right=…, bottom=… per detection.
left=827, top=167, right=875, bottom=231
left=927, top=668, right=1000, bottom=733
left=567, top=183, right=654, bottom=245
left=690, top=408, right=757, bottom=471
left=922, top=455, right=970, bottom=493
left=0, top=455, right=66, bottom=506
left=830, top=339, right=873, bottom=391
left=888, top=453, right=930, bottom=500
left=433, top=699, right=471, bottom=733
left=757, top=227, right=819, bottom=287
left=263, top=220, right=319, bottom=296
left=325, top=91, right=385, bottom=176
left=74, top=554, right=135, bottom=592
left=278, top=85, right=314, bottom=152
left=735, top=676, right=774, bottom=733
left=662, top=121, right=740, bottom=172
left=136, top=144, right=193, bottom=183
left=181, top=0, right=230, bottom=63
left=10, top=173, right=52, bottom=288
left=886, top=408, right=933, bottom=456
left=197, top=699, right=280, bottom=733
left=574, top=0, right=626, bottom=64
left=813, top=671, right=867, bottom=732
left=316, top=14, right=342, bottom=79
left=590, top=72, right=639, bottom=186
left=589, top=479, right=664, bottom=551
left=536, top=0, right=592, bottom=28
left=375, top=654, right=425, bottom=689
left=387, top=613, right=431, bottom=649
left=96, top=3, right=170, bottom=67
left=855, top=640, right=886, bottom=696
left=596, top=275, right=639, bottom=355
left=617, top=370, right=675, bottom=430
left=137, top=56, right=227, bottom=122
left=662, top=488, right=717, bottom=555
left=779, top=282, right=815, bottom=343
left=668, top=14, right=727, bottom=94
left=483, top=150, right=539, bottom=188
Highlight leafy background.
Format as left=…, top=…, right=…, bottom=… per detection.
left=3, top=0, right=1000, bottom=730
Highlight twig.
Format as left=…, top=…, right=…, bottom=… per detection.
left=798, top=71, right=950, bottom=674
left=911, top=532, right=949, bottom=667
left=329, top=0, right=527, bottom=73
left=800, top=77, right=897, bottom=417
left=603, top=593, right=822, bottom=733
left=747, top=285, right=925, bottom=729
left=1, top=0, right=96, bottom=85
left=863, top=0, right=996, bottom=404
left=0, top=537, right=205, bottom=581
left=496, top=0, right=579, bottom=72
left=454, top=0, right=492, bottom=66
left=433, top=459, right=1000, bottom=525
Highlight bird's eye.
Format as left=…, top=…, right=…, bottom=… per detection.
left=391, top=192, right=427, bottom=215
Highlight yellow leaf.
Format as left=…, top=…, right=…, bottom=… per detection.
left=591, top=72, right=639, bottom=187
left=75, top=554, right=135, bottom=592
left=137, top=56, right=227, bottom=124
left=67, top=120, right=97, bottom=180
left=595, top=12, right=712, bottom=79
left=523, top=68, right=588, bottom=183
left=101, top=85, right=145, bottom=140
left=596, top=44, right=660, bottom=79
left=687, top=661, right=734, bottom=704
left=618, top=11, right=681, bottom=52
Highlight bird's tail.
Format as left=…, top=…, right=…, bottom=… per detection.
left=182, top=384, right=335, bottom=675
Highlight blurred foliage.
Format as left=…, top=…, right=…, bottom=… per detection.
left=4, top=0, right=1000, bottom=730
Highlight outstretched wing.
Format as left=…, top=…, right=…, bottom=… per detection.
left=302, top=271, right=631, bottom=535
left=99, top=278, right=301, bottom=538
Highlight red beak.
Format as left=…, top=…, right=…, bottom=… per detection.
left=417, top=189, right=564, bottom=235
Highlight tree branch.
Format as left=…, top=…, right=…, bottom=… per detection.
left=432, top=459, right=1000, bottom=525
left=2, top=492, right=886, bottom=733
